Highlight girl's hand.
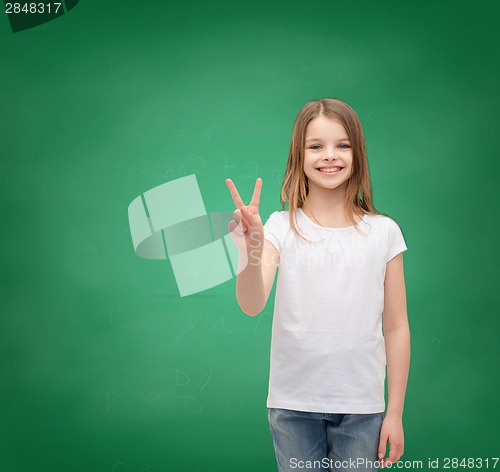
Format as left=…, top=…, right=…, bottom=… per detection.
left=225, top=178, right=264, bottom=258
left=378, top=414, right=404, bottom=468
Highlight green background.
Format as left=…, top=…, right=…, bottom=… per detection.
left=1, top=0, right=499, bottom=471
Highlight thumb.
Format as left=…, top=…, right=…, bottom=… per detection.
left=378, top=433, right=388, bottom=461
left=240, top=206, right=251, bottom=227
left=234, top=207, right=248, bottom=232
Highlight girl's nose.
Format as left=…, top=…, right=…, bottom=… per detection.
left=324, top=147, right=338, bottom=158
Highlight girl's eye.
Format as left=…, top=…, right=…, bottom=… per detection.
left=308, top=144, right=351, bottom=150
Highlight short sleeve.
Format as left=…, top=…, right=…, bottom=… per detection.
left=263, top=211, right=282, bottom=253
left=386, top=218, right=408, bottom=263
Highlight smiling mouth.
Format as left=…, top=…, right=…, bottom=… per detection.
left=316, top=167, right=343, bottom=174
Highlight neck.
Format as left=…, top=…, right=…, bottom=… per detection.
left=303, top=183, right=347, bottom=219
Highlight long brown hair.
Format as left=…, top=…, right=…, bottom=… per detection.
left=279, top=97, right=384, bottom=241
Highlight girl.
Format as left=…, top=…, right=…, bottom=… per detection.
left=225, top=98, right=410, bottom=471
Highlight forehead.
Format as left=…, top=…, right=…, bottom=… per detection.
left=305, top=116, right=347, bottom=137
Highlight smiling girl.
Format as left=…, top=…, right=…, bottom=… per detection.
left=226, top=97, right=410, bottom=471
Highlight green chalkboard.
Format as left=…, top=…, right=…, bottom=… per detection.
left=1, top=0, right=499, bottom=471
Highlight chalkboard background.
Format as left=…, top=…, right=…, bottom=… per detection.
left=1, top=1, right=499, bottom=471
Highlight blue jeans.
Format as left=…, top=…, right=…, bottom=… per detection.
left=268, top=408, right=385, bottom=472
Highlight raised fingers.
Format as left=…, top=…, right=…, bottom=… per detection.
left=250, top=178, right=262, bottom=208
left=225, top=178, right=244, bottom=209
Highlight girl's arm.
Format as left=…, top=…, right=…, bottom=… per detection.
left=226, top=178, right=277, bottom=316
left=378, top=252, right=410, bottom=467
left=236, top=240, right=279, bottom=316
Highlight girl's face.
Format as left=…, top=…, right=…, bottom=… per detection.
left=303, top=116, right=353, bottom=192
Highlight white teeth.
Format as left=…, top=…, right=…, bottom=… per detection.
left=318, top=167, right=341, bottom=173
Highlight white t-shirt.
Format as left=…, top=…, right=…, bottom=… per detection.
left=263, top=208, right=408, bottom=414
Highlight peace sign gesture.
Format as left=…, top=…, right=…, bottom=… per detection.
left=225, top=177, right=264, bottom=255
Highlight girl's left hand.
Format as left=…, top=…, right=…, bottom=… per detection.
left=377, top=414, right=404, bottom=468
